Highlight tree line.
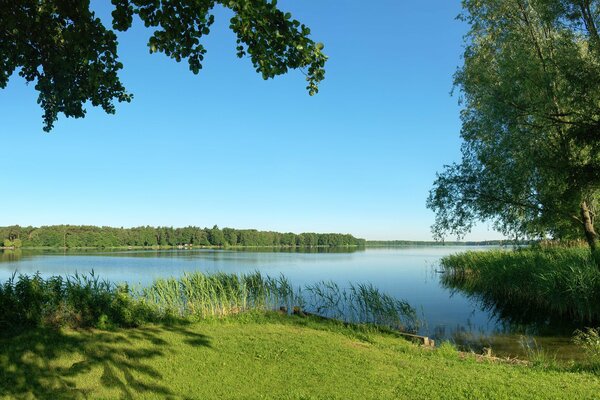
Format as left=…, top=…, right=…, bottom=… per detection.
left=0, top=225, right=365, bottom=249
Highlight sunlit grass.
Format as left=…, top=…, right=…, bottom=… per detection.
left=1, top=313, right=599, bottom=399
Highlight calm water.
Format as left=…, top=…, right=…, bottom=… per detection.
left=0, top=246, right=581, bottom=359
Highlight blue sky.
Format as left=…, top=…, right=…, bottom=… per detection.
left=0, top=1, right=503, bottom=241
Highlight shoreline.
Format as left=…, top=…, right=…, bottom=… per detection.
left=0, top=244, right=364, bottom=251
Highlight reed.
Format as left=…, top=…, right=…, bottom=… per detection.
left=139, top=271, right=302, bottom=319
left=0, top=271, right=417, bottom=335
left=140, top=272, right=418, bottom=331
left=304, top=280, right=419, bottom=332
left=440, top=248, right=600, bottom=324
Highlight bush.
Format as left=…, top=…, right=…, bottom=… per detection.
left=574, top=328, right=600, bottom=361
left=0, top=273, right=158, bottom=334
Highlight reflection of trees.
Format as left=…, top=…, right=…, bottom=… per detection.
left=0, top=249, right=22, bottom=263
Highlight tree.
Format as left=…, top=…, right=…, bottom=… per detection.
left=427, top=0, right=600, bottom=257
left=222, top=227, right=238, bottom=246
left=208, top=225, right=225, bottom=246
left=1, top=0, right=327, bottom=131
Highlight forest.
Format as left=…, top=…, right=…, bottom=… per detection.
left=0, top=225, right=365, bottom=249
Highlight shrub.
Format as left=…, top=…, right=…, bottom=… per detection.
left=574, top=328, right=600, bottom=361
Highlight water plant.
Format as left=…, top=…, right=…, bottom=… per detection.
left=440, top=247, right=600, bottom=325
left=140, top=272, right=303, bottom=319
left=0, top=271, right=418, bottom=335
left=304, top=280, right=419, bottom=332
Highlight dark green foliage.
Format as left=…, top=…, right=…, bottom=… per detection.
left=0, top=224, right=365, bottom=248
left=428, top=0, right=600, bottom=249
left=2, top=0, right=326, bottom=131
left=0, top=272, right=155, bottom=334
left=440, top=248, right=600, bottom=324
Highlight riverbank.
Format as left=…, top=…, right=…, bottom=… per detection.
left=1, top=312, right=598, bottom=399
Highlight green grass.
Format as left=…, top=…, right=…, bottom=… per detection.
left=0, top=312, right=599, bottom=399
left=440, top=247, right=600, bottom=324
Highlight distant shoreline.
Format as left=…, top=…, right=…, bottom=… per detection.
left=0, top=242, right=522, bottom=251
left=0, top=244, right=364, bottom=251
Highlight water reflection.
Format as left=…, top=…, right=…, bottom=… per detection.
left=440, top=270, right=591, bottom=334
left=439, top=271, right=589, bottom=359
left=0, top=249, right=22, bottom=263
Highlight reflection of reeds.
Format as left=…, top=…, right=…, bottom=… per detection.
left=440, top=248, right=600, bottom=324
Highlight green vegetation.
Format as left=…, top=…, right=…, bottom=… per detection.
left=0, top=272, right=153, bottom=333
left=440, top=247, right=600, bottom=324
left=427, top=0, right=600, bottom=258
left=1, top=313, right=600, bottom=399
left=143, top=274, right=418, bottom=332
left=574, top=328, right=600, bottom=363
left=1, top=1, right=326, bottom=131
left=0, top=225, right=365, bottom=249
left=0, top=272, right=417, bottom=335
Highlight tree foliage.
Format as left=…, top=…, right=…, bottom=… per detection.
left=0, top=225, right=365, bottom=248
left=428, top=0, right=600, bottom=252
left=1, top=0, right=327, bottom=131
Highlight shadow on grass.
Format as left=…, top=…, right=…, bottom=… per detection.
left=0, top=322, right=211, bottom=399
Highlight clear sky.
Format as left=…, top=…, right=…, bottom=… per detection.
left=0, top=1, right=503, bottom=241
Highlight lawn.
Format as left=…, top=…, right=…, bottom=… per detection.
left=0, top=313, right=598, bottom=399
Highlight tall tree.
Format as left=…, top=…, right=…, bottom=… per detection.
left=1, top=0, right=327, bottom=131
left=428, top=0, right=600, bottom=256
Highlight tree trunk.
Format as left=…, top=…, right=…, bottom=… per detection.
left=581, top=201, right=600, bottom=267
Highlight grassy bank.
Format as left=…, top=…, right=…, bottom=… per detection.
left=1, top=312, right=599, bottom=399
left=440, top=247, right=600, bottom=324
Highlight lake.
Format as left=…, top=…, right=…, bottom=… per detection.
left=0, top=246, right=582, bottom=359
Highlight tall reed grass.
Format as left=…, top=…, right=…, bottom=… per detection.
left=140, top=272, right=302, bottom=319
left=440, top=248, right=600, bottom=324
left=140, top=271, right=418, bottom=332
left=304, top=281, right=418, bottom=332
left=0, top=271, right=418, bottom=334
